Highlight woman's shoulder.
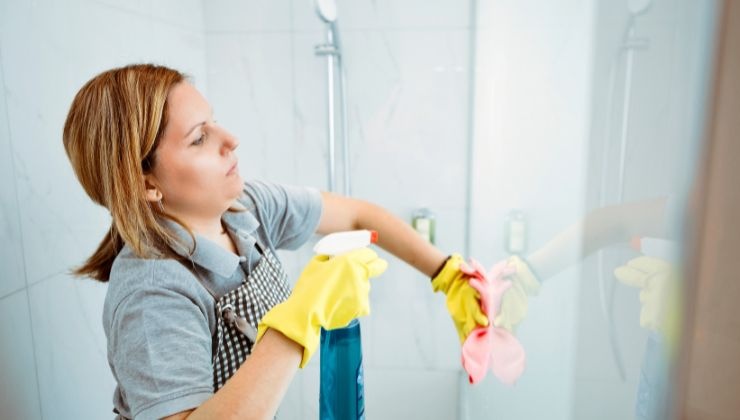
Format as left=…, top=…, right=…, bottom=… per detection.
left=109, top=245, right=192, bottom=286
left=236, top=179, right=321, bottom=223
left=104, top=246, right=208, bottom=321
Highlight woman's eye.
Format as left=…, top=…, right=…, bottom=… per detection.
left=192, top=133, right=206, bottom=146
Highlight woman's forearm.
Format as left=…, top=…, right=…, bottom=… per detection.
left=185, top=329, right=302, bottom=420
left=355, top=201, right=447, bottom=277
left=526, top=196, right=670, bottom=281
left=316, top=192, right=447, bottom=277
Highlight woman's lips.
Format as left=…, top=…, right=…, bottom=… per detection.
left=227, top=161, right=238, bottom=176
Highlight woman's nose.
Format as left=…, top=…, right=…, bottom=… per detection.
left=218, top=126, right=239, bottom=152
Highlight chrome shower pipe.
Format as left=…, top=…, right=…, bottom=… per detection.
left=598, top=13, right=649, bottom=381
left=315, top=22, right=351, bottom=196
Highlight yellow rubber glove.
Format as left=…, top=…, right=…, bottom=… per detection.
left=431, top=254, right=490, bottom=343
left=614, top=256, right=679, bottom=333
left=256, top=248, right=388, bottom=368
left=492, top=256, right=541, bottom=332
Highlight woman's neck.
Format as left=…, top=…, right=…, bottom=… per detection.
left=193, top=220, right=227, bottom=239
left=183, top=215, right=238, bottom=254
left=175, top=213, right=227, bottom=241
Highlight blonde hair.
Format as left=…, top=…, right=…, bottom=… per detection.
left=63, top=64, right=193, bottom=282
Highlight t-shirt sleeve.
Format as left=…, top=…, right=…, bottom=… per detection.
left=108, top=284, right=214, bottom=419
left=242, top=180, right=323, bottom=250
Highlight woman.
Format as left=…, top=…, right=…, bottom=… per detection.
left=63, top=63, right=490, bottom=419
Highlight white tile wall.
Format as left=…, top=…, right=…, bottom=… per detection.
left=363, top=368, right=459, bottom=419
left=291, top=0, right=470, bottom=32
left=466, top=0, right=595, bottom=418
left=0, top=0, right=208, bottom=418
left=0, top=290, right=43, bottom=420
left=339, top=29, right=470, bottom=208
left=205, top=0, right=292, bottom=33
left=0, top=60, right=27, bottom=298
left=290, top=31, right=337, bottom=190
left=1, top=0, right=207, bottom=287
left=29, top=274, right=114, bottom=419
left=206, top=32, right=296, bottom=185
left=298, top=365, right=321, bottom=418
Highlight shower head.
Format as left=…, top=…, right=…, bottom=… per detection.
left=314, top=0, right=337, bottom=23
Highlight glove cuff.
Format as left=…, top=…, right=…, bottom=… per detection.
left=509, top=255, right=542, bottom=295
left=256, top=302, right=321, bottom=368
left=430, top=255, right=452, bottom=280
left=431, top=253, right=464, bottom=293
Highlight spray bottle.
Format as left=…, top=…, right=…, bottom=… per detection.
left=315, top=230, right=378, bottom=420
left=629, top=236, right=678, bottom=420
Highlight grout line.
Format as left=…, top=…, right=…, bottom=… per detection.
left=89, top=0, right=204, bottom=34
left=0, top=285, right=30, bottom=302
left=463, top=0, right=478, bottom=260
left=0, top=42, right=45, bottom=420
left=206, top=26, right=471, bottom=36
left=0, top=284, right=27, bottom=301
left=288, top=1, right=304, bottom=415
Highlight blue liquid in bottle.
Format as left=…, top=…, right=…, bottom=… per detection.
left=635, top=331, right=669, bottom=420
left=319, top=319, right=365, bottom=420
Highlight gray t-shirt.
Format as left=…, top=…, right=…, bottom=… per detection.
left=102, top=180, right=322, bottom=419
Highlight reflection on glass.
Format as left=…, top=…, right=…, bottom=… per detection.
left=465, top=0, right=718, bottom=419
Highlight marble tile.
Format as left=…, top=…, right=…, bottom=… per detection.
left=300, top=365, right=321, bottom=419
left=476, top=0, right=594, bottom=31
left=1, top=0, right=206, bottom=285
left=292, top=29, right=471, bottom=206
left=461, top=372, right=573, bottom=420
left=0, top=62, right=27, bottom=298
left=465, top=2, right=597, bottom=419
left=362, top=260, right=461, bottom=371
left=290, top=0, right=326, bottom=33
left=290, top=31, right=334, bottom=191
left=470, top=0, right=593, bottom=264
left=292, top=0, right=470, bottom=32
left=205, top=33, right=295, bottom=184
left=149, top=0, right=205, bottom=31
left=277, top=365, right=303, bottom=419
left=571, top=378, right=638, bottom=420
left=88, top=0, right=150, bottom=17
left=571, top=255, right=647, bottom=380
left=0, top=290, right=43, bottom=420
left=139, top=19, right=208, bottom=88
left=92, top=0, right=204, bottom=31
left=363, top=368, right=459, bottom=420
left=342, top=30, right=470, bottom=207
left=28, top=274, right=115, bottom=419
left=205, top=0, right=291, bottom=33
left=509, top=266, right=580, bottom=379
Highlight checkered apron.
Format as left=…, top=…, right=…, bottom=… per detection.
left=112, top=242, right=291, bottom=419
left=207, top=242, right=292, bottom=390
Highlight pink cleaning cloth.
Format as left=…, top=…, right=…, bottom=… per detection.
left=460, top=258, right=526, bottom=385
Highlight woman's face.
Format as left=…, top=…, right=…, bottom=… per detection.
left=146, top=82, right=243, bottom=220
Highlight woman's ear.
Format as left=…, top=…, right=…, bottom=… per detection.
left=143, top=175, right=163, bottom=203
